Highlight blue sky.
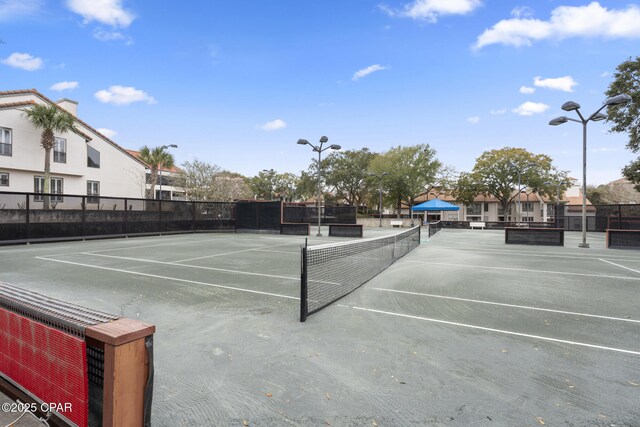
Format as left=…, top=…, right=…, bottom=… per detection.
left=1, top=0, right=639, bottom=184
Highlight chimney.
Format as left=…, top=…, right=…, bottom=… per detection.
left=56, top=98, right=78, bottom=117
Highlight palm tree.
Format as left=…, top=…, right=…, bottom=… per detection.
left=138, top=146, right=175, bottom=199
left=21, top=104, right=76, bottom=209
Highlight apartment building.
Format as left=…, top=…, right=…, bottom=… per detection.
left=407, top=182, right=595, bottom=223
left=0, top=89, right=147, bottom=203
left=126, top=149, right=185, bottom=200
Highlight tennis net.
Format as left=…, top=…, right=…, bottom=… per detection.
left=300, top=226, right=420, bottom=321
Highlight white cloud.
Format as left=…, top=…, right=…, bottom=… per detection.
left=490, top=108, right=507, bottom=115
left=600, top=71, right=611, bottom=78
left=260, top=119, right=287, bottom=131
left=97, top=128, right=117, bottom=139
left=1, top=52, right=43, bottom=71
left=50, top=81, right=79, bottom=91
left=512, top=101, right=549, bottom=116
left=352, top=64, right=387, bottom=81
left=474, top=2, right=640, bottom=50
left=519, top=86, right=535, bottom=94
left=0, top=0, right=43, bottom=21
left=381, top=0, right=482, bottom=23
left=467, top=116, right=480, bottom=124
left=534, top=75, right=577, bottom=92
left=92, top=27, right=132, bottom=44
left=94, top=86, right=156, bottom=105
left=511, top=6, right=534, bottom=19
left=66, top=0, right=135, bottom=27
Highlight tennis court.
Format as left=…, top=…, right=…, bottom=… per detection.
left=1, top=227, right=639, bottom=426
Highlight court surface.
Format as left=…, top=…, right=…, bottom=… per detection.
left=1, top=227, right=639, bottom=426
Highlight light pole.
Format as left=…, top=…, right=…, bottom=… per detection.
left=369, top=172, right=388, bottom=227
left=549, top=94, right=631, bottom=248
left=544, top=180, right=568, bottom=228
left=262, top=169, right=275, bottom=200
left=297, top=136, right=341, bottom=236
left=158, top=144, right=178, bottom=200
left=509, top=162, right=536, bottom=226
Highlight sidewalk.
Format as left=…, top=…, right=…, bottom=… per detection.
left=0, top=393, right=45, bottom=427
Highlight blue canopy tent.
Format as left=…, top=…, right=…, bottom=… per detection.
left=411, top=199, right=460, bottom=223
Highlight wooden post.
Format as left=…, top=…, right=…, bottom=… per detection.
left=86, top=318, right=155, bottom=427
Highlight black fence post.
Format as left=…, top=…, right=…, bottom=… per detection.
left=192, top=202, right=196, bottom=232
left=300, top=239, right=308, bottom=322
left=81, top=196, right=86, bottom=238
left=25, top=194, right=30, bottom=241
left=124, top=198, right=128, bottom=235
left=618, top=204, right=622, bottom=230
left=158, top=199, right=162, bottom=233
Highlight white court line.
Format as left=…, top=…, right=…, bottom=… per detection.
left=599, top=258, right=640, bottom=274
left=372, top=288, right=640, bottom=324
left=35, top=256, right=298, bottom=300
left=172, top=241, right=296, bottom=263
left=426, top=246, right=640, bottom=263
left=406, top=260, right=640, bottom=281
left=349, top=306, right=640, bottom=356
left=82, top=252, right=299, bottom=281
left=40, top=237, right=217, bottom=258
left=253, top=249, right=300, bottom=255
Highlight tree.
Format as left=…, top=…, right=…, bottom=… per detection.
left=249, top=169, right=276, bottom=200
left=369, top=144, right=442, bottom=217
left=176, top=159, right=250, bottom=201
left=273, top=172, right=299, bottom=202
left=587, top=180, right=640, bottom=204
left=138, top=146, right=175, bottom=199
left=21, top=104, right=76, bottom=209
left=423, top=165, right=458, bottom=200
left=295, top=171, right=317, bottom=202
left=453, top=147, right=567, bottom=222
left=605, top=57, right=640, bottom=189
left=323, top=148, right=377, bottom=206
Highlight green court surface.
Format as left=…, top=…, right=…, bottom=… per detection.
left=1, top=227, right=639, bottom=426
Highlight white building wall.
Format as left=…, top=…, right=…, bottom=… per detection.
left=0, top=91, right=146, bottom=201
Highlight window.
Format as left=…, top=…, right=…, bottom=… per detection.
left=0, top=172, right=8, bottom=186
left=87, top=145, right=100, bottom=168
left=87, top=181, right=100, bottom=204
left=0, top=127, right=11, bottom=156
left=34, top=176, right=63, bottom=202
left=467, top=203, right=482, bottom=216
left=484, top=203, right=489, bottom=212
left=521, top=202, right=533, bottom=212
left=53, top=138, right=66, bottom=163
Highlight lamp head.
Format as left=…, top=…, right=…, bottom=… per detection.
left=319, top=136, right=328, bottom=143
left=604, top=94, right=632, bottom=106
left=168, top=144, right=178, bottom=148
left=561, top=101, right=580, bottom=112
left=297, top=139, right=309, bottom=145
left=330, top=144, right=341, bottom=150
left=591, top=113, right=606, bottom=122
left=549, top=116, right=569, bottom=126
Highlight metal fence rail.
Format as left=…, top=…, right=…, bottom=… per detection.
left=0, top=191, right=235, bottom=244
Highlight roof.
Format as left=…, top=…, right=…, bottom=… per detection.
left=0, top=89, right=147, bottom=168
left=412, top=199, right=460, bottom=211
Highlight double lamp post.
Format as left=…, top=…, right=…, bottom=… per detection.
left=549, top=94, right=631, bottom=248
left=297, top=136, right=341, bottom=236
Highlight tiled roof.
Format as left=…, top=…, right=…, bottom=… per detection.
left=0, top=100, right=36, bottom=109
